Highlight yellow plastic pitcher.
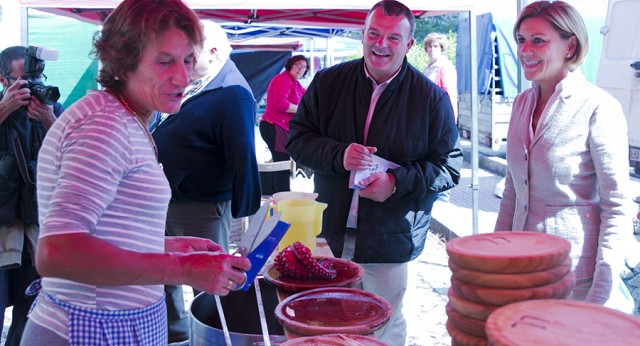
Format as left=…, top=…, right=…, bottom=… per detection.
left=275, top=199, right=327, bottom=254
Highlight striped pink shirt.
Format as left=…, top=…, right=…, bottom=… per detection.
left=30, top=90, right=171, bottom=339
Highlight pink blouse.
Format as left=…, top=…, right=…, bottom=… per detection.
left=261, top=70, right=306, bottom=131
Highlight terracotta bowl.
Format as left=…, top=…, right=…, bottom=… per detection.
left=279, top=333, right=388, bottom=345
left=263, top=257, right=365, bottom=292
left=275, top=287, right=392, bottom=338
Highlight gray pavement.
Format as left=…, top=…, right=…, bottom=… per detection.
left=430, top=140, right=506, bottom=241
left=404, top=147, right=505, bottom=345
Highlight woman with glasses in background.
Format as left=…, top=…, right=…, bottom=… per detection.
left=259, top=55, right=309, bottom=194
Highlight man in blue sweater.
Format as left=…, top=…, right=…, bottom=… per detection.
left=151, top=21, right=261, bottom=345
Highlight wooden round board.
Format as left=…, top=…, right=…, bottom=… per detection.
left=446, top=302, right=487, bottom=338
left=449, top=256, right=572, bottom=288
left=450, top=272, right=575, bottom=306
left=447, top=288, right=500, bottom=321
left=446, top=319, right=488, bottom=346
left=446, top=232, right=571, bottom=273
left=485, top=299, right=640, bottom=346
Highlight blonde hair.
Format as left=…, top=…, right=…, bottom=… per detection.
left=423, top=33, right=448, bottom=51
left=514, top=0, right=589, bottom=69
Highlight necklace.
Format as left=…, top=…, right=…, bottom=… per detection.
left=117, top=94, right=159, bottom=159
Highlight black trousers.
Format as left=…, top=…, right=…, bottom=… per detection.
left=163, top=200, right=232, bottom=343
left=259, top=121, right=291, bottom=194
left=164, top=284, right=189, bottom=343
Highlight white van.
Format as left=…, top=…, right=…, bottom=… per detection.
left=597, top=0, right=640, bottom=174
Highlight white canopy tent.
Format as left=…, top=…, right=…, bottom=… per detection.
left=17, top=0, right=492, bottom=235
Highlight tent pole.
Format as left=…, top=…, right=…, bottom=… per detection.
left=469, top=10, right=479, bottom=235
left=327, top=36, right=334, bottom=68
left=309, top=37, right=315, bottom=77
left=20, top=6, right=29, bottom=45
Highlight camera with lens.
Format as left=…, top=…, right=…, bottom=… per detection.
left=22, top=46, right=60, bottom=105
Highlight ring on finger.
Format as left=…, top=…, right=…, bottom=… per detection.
left=229, top=272, right=247, bottom=292
left=226, top=279, right=235, bottom=291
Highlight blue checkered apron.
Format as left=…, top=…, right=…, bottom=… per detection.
left=42, top=291, right=168, bottom=346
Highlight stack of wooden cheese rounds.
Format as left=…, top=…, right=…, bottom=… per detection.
left=445, top=232, right=574, bottom=346
left=485, top=299, right=640, bottom=345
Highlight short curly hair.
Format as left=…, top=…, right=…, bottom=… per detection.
left=423, top=33, right=448, bottom=52
left=368, top=0, right=416, bottom=38
left=284, top=55, right=310, bottom=78
left=92, top=0, right=203, bottom=93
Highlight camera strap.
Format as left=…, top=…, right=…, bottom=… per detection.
left=2, top=123, right=9, bottom=151
left=7, top=122, right=35, bottom=186
left=29, top=122, right=43, bottom=158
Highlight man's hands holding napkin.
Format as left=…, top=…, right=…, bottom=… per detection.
left=343, top=143, right=377, bottom=171
left=344, top=143, right=398, bottom=202
left=358, top=172, right=396, bottom=202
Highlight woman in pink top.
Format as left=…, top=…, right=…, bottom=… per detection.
left=423, top=33, right=458, bottom=124
left=424, top=33, right=458, bottom=203
left=259, top=55, right=309, bottom=193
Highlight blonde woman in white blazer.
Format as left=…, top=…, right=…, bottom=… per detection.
left=494, top=0, right=636, bottom=313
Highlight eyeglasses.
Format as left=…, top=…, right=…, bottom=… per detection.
left=3, top=75, right=18, bottom=83
left=293, top=62, right=308, bottom=69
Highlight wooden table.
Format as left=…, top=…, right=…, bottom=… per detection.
left=311, top=238, right=334, bottom=257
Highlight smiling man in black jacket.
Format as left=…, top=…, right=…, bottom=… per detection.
left=286, top=1, right=463, bottom=344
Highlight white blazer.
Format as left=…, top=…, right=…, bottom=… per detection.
left=495, top=70, right=635, bottom=310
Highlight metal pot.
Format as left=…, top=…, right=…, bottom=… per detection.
left=190, top=278, right=287, bottom=346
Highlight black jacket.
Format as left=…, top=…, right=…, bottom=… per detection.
left=287, top=58, right=463, bottom=263
left=0, top=94, right=63, bottom=227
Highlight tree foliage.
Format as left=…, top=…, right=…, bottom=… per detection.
left=414, top=14, right=459, bottom=44
left=410, top=14, right=459, bottom=72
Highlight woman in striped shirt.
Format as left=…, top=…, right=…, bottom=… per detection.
left=21, top=1, right=251, bottom=345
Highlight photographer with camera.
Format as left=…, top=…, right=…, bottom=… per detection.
left=0, top=45, right=63, bottom=346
